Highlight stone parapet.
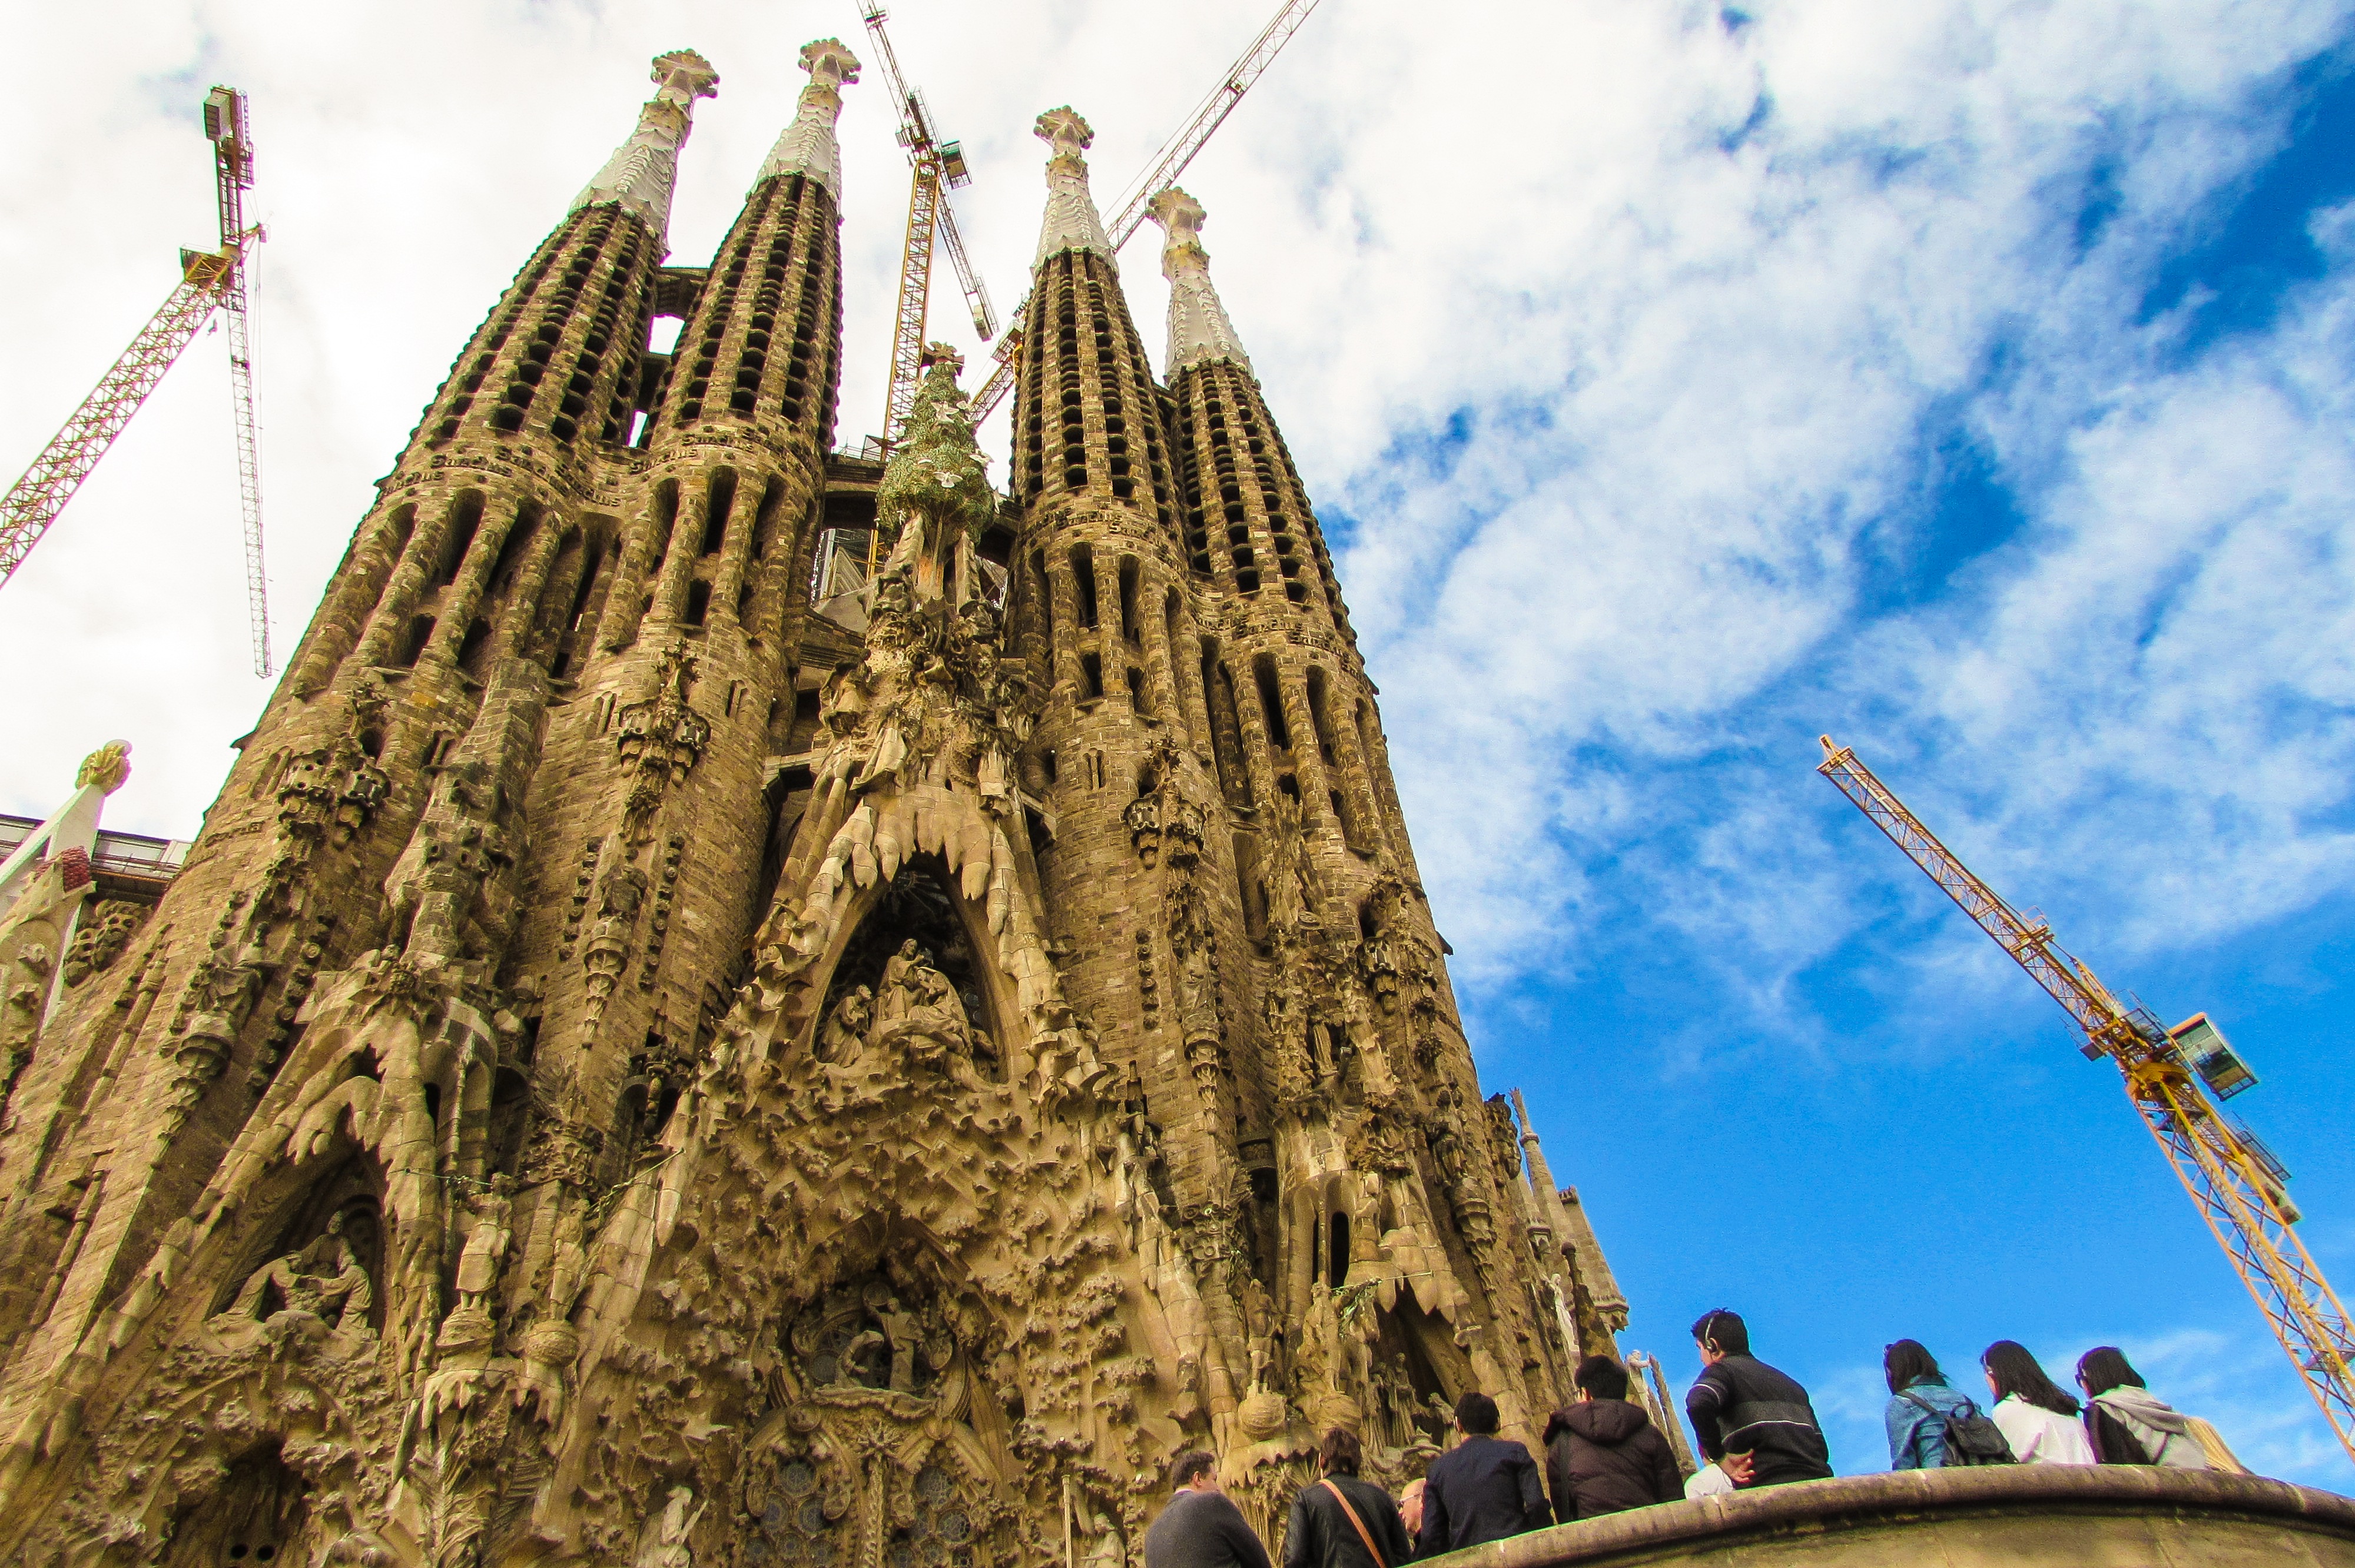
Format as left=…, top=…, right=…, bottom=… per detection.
left=1425, top=1467, right=2355, bottom=1568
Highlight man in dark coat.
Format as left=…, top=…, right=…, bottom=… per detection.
left=1544, top=1355, right=1684, bottom=1522
left=1284, top=1428, right=1414, bottom=1568
left=1683, top=1309, right=1832, bottom=1489
left=1145, top=1450, right=1273, bottom=1568
left=1417, top=1392, right=1551, bottom=1556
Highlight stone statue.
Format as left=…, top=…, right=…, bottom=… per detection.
left=818, top=984, right=873, bottom=1064
left=454, top=1175, right=515, bottom=1313
left=222, top=1210, right=374, bottom=1333
left=633, top=1484, right=704, bottom=1568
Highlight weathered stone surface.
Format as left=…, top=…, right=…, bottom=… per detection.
left=1425, top=1467, right=2355, bottom=1568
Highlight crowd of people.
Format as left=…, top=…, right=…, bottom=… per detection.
left=1140, top=1308, right=2248, bottom=1567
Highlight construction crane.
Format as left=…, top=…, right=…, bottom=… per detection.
left=1818, top=736, right=2355, bottom=1466
left=0, top=85, right=273, bottom=676
left=858, top=2, right=998, bottom=450
left=970, top=0, right=1327, bottom=418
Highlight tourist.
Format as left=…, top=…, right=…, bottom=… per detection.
left=1283, top=1428, right=1414, bottom=1568
left=1882, top=1340, right=1976, bottom=1469
left=1416, top=1392, right=1551, bottom=1555
left=1395, top=1479, right=1425, bottom=1541
left=1683, top=1309, right=1833, bottom=1487
left=2075, top=1347, right=2227, bottom=1469
left=1543, top=1354, right=1683, bottom=1520
left=1979, top=1341, right=2095, bottom=1464
left=1145, top=1450, right=1273, bottom=1568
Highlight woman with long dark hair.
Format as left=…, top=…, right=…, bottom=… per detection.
left=2075, top=1347, right=2227, bottom=1469
left=1981, top=1341, right=2095, bottom=1464
left=1883, top=1341, right=1974, bottom=1469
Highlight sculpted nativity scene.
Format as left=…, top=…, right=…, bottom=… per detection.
left=0, top=39, right=1640, bottom=1567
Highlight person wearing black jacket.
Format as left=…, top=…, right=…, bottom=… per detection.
left=1417, top=1392, right=1551, bottom=1556
left=1284, top=1429, right=1414, bottom=1568
left=1145, top=1451, right=1273, bottom=1568
left=1683, top=1310, right=1833, bottom=1489
left=1544, top=1356, right=1684, bottom=1521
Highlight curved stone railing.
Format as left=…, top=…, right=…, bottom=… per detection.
left=1425, top=1466, right=2355, bottom=1567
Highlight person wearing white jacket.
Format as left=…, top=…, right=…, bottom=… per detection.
left=1981, top=1341, right=2097, bottom=1465
left=2074, top=1347, right=2224, bottom=1469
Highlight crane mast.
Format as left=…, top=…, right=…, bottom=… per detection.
left=859, top=2, right=996, bottom=450
left=1818, top=735, right=2355, bottom=1464
left=208, top=86, right=273, bottom=677
left=970, top=0, right=1326, bottom=419
left=1, top=86, right=271, bottom=675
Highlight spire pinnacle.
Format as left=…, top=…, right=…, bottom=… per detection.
left=1032, top=107, right=1115, bottom=270
left=874, top=348, right=995, bottom=603
left=1149, top=186, right=1251, bottom=374
left=755, top=38, right=861, bottom=197
left=573, top=49, right=720, bottom=238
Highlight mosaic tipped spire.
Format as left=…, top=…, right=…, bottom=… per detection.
left=1031, top=107, right=1115, bottom=270
left=755, top=38, right=861, bottom=197
left=1149, top=186, right=1251, bottom=375
left=573, top=49, right=721, bottom=237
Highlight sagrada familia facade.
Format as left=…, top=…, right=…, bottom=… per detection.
left=0, top=41, right=1640, bottom=1567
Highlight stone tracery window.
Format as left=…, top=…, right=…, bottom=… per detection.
left=885, top=1464, right=973, bottom=1568
left=744, top=1454, right=845, bottom=1567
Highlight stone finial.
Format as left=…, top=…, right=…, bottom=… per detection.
left=75, top=741, right=132, bottom=795
left=572, top=49, right=721, bottom=237
left=1032, top=107, right=1115, bottom=270
left=1149, top=186, right=1250, bottom=375
left=755, top=38, right=861, bottom=197
left=918, top=341, right=966, bottom=379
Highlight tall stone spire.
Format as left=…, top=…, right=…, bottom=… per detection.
left=753, top=38, right=860, bottom=196
left=573, top=48, right=721, bottom=235
left=1031, top=107, right=1115, bottom=269
left=1149, top=186, right=1252, bottom=376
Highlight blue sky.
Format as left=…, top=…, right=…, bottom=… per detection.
left=1353, top=20, right=2355, bottom=1483
left=4, top=0, right=2353, bottom=1490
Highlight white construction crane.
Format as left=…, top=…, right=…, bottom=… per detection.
left=0, top=85, right=273, bottom=676
left=858, top=2, right=999, bottom=449
left=971, top=0, right=1327, bottom=418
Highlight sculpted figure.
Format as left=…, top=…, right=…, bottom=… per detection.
left=875, top=939, right=924, bottom=1026
left=453, top=1174, right=515, bottom=1312
left=633, top=1485, right=704, bottom=1568
left=1239, top=1273, right=1276, bottom=1391
left=223, top=1209, right=374, bottom=1333
left=877, top=1293, right=923, bottom=1393
left=818, top=984, right=874, bottom=1064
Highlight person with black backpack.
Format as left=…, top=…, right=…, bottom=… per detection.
left=1882, top=1340, right=2013, bottom=1469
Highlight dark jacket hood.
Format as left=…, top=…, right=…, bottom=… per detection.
left=1544, top=1399, right=1652, bottom=1446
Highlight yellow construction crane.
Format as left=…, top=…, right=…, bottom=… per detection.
left=1818, top=735, right=2355, bottom=1465
left=970, top=0, right=1327, bottom=419
left=858, top=2, right=998, bottom=450
left=1, top=87, right=273, bottom=675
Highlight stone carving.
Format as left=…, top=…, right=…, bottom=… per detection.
left=218, top=1208, right=376, bottom=1335
left=75, top=740, right=132, bottom=795
left=61, top=900, right=145, bottom=987
left=453, top=1175, right=515, bottom=1314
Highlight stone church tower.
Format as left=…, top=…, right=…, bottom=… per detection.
left=0, top=43, right=1632, bottom=1568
